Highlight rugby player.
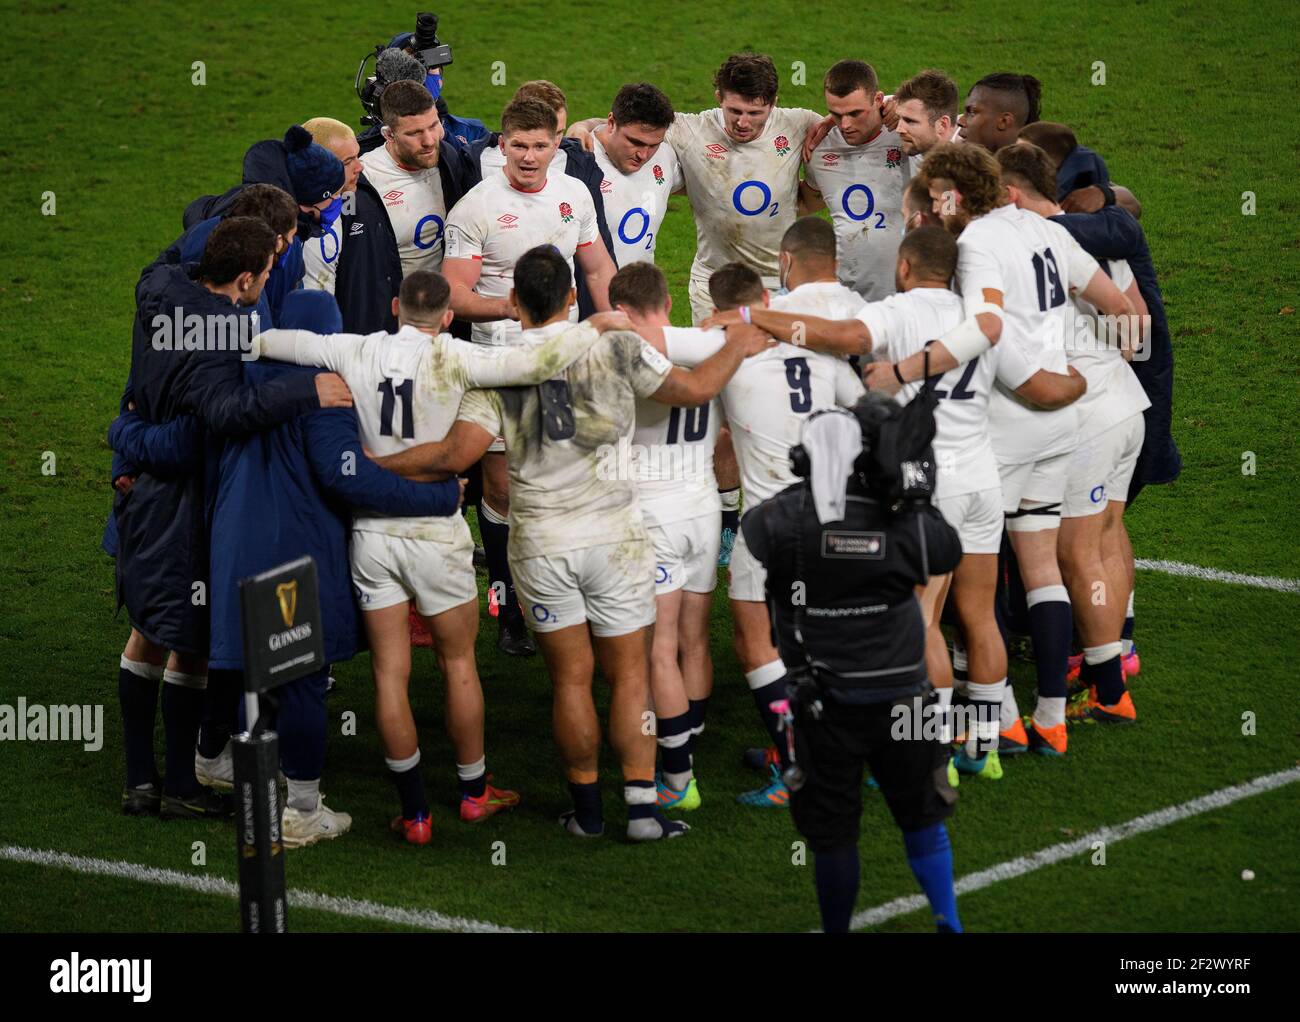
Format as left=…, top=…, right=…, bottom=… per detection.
left=371, top=246, right=771, bottom=841
left=360, top=79, right=456, bottom=278
left=957, top=72, right=1042, bottom=152
left=998, top=143, right=1146, bottom=734
left=894, top=69, right=961, bottom=167
left=801, top=60, right=912, bottom=301
left=254, top=270, right=619, bottom=841
left=609, top=262, right=722, bottom=810
left=570, top=83, right=683, bottom=267
left=443, top=96, right=619, bottom=655
left=876, top=143, right=1132, bottom=763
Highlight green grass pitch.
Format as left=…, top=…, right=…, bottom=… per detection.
left=0, top=0, right=1297, bottom=932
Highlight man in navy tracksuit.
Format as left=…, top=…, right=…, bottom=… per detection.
left=112, top=217, right=353, bottom=820
left=111, top=290, right=462, bottom=845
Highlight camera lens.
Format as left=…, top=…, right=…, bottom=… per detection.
left=414, top=12, right=438, bottom=49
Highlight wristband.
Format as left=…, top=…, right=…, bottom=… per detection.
left=938, top=313, right=993, bottom=363
left=1099, top=182, right=1117, bottom=206
left=893, top=362, right=906, bottom=385
left=739, top=306, right=752, bottom=324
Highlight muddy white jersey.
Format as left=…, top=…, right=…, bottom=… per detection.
left=443, top=171, right=598, bottom=346
left=666, top=106, right=823, bottom=283
left=255, top=322, right=600, bottom=538
left=632, top=326, right=721, bottom=527
left=456, top=325, right=672, bottom=559
left=360, top=144, right=448, bottom=277
left=858, top=287, right=998, bottom=498
left=957, top=204, right=1099, bottom=465
left=592, top=131, right=683, bottom=266
left=804, top=126, right=911, bottom=301
left=1067, top=257, right=1151, bottom=441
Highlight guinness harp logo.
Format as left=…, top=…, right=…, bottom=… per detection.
left=275, top=581, right=298, bottom=628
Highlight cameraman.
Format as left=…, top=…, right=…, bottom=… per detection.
left=741, top=397, right=964, bottom=933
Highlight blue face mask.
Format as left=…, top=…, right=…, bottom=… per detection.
left=277, top=244, right=291, bottom=270
left=318, top=196, right=344, bottom=229
left=424, top=70, right=443, bottom=101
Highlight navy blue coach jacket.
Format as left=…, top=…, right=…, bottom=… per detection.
left=1050, top=206, right=1182, bottom=490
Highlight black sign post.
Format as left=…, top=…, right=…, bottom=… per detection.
left=233, top=556, right=325, bottom=934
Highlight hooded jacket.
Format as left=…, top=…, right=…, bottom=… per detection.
left=113, top=257, right=320, bottom=653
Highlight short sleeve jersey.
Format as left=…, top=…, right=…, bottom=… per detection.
left=857, top=288, right=999, bottom=497
left=1067, top=257, right=1151, bottom=440
left=805, top=126, right=912, bottom=301
left=359, top=144, right=448, bottom=277
left=592, top=131, right=683, bottom=267
left=443, top=171, right=598, bottom=346
left=956, top=204, right=1100, bottom=465
left=456, top=325, right=671, bottom=559
left=665, top=106, right=824, bottom=283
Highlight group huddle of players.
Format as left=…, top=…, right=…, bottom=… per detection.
left=112, top=49, right=1167, bottom=852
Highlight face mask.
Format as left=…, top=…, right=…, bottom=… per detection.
left=424, top=71, right=442, bottom=101
left=318, top=196, right=344, bottom=229
left=276, top=244, right=291, bottom=270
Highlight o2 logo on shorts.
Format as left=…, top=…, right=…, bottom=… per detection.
left=531, top=603, right=554, bottom=624
left=1090, top=484, right=1106, bottom=504
left=655, top=564, right=671, bottom=585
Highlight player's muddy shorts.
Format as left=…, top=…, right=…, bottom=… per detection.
left=512, top=537, right=656, bottom=637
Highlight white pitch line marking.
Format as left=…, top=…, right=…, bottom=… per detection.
left=1137, top=559, right=1300, bottom=593
left=0, top=845, right=526, bottom=933
left=850, top=766, right=1300, bottom=931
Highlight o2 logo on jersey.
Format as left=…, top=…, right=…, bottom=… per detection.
left=319, top=225, right=340, bottom=264
left=840, top=184, right=887, bottom=229
left=1090, top=484, right=1106, bottom=504
left=733, top=180, right=779, bottom=218
left=531, top=603, right=554, bottom=624
left=413, top=214, right=444, bottom=250
left=655, top=565, right=671, bottom=585
left=618, top=206, right=654, bottom=251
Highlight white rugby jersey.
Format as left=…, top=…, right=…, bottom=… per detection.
left=1067, top=257, right=1151, bottom=441
left=666, top=282, right=865, bottom=507
left=301, top=217, right=344, bottom=294
left=479, top=141, right=568, bottom=179
left=255, top=322, right=599, bottom=539
left=804, top=126, right=912, bottom=301
left=360, top=144, right=448, bottom=277
left=443, top=171, right=598, bottom=346
left=592, top=131, right=683, bottom=266
left=956, top=204, right=1100, bottom=465
left=666, top=106, right=824, bottom=283
left=858, top=287, right=998, bottom=498
left=456, top=325, right=672, bottom=559
left=632, top=326, right=721, bottom=527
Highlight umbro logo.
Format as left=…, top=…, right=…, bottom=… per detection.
left=383, top=189, right=404, bottom=202
left=705, top=143, right=727, bottom=158
left=822, top=153, right=839, bottom=163
left=497, top=213, right=520, bottom=228
left=349, top=222, right=365, bottom=236
left=600, top=178, right=613, bottom=193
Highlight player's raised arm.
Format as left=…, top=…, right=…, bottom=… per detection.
left=704, top=305, right=869, bottom=355
left=253, top=327, right=358, bottom=370
left=565, top=116, right=606, bottom=151
left=650, top=323, right=771, bottom=406
left=460, top=318, right=613, bottom=389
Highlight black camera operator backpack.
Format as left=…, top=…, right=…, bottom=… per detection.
left=853, top=347, right=940, bottom=507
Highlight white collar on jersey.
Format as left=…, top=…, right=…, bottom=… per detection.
left=519, top=318, right=575, bottom=344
